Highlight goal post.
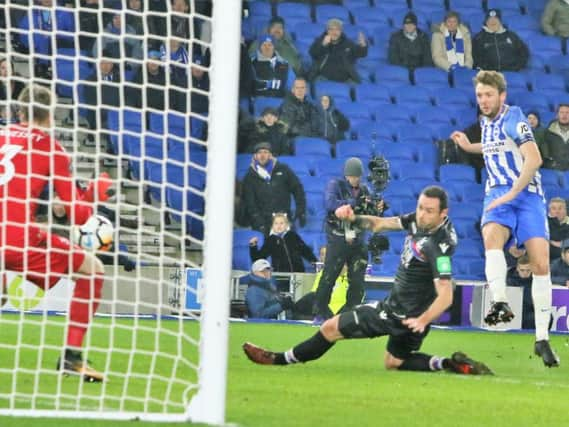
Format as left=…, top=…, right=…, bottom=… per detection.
left=0, top=0, right=240, bottom=424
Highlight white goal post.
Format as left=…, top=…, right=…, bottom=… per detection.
left=0, top=0, right=240, bottom=424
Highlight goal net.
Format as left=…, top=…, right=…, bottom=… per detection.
left=0, top=0, right=239, bottom=424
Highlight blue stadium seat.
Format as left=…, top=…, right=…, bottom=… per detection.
left=382, top=180, right=416, bottom=199
left=335, top=102, right=372, bottom=122
left=376, top=65, right=411, bottom=85
left=378, top=142, right=417, bottom=163
left=55, top=56, right=92, bottom=98
left=439, top=164, right=476, bottom=183
left=507, top=14, right=540, bottom=32
left=454, top=182, right=485, bottom=204
left=375, top=5, right=409, bottom=28
left=371, top=254, right=401, bottom=277
left=374, top=104, right=414, bottom=125
left=502, top=71, right=530, bottom=91
left=393, top=161, right=436, bottom=181
left=278, top=155, right=313, bottom=177
left=293, top=22, right=323, bottom=43
left=451, top=67, right=478, bottom=89
left=392, top=85, right=434, bottom=106
left=540, top=168, right=562, bottom=188
left=277, top=2, right=311, bottom=21
left=527, top=34, right=563, bottom=57
left=547, top=54, right=569, bottom=74
left=313, top=81, right=352, bottom=102
left=353, top=83, right=392, bottom=104
left=313, top=158, right=345, bottom=179
left=413, top=67, right=449, bottom=89
left=232, top=246, right=252, bottom=271
left=452, top=218, right=480, bottom=239
left=306, top=191, right=325, bottom=217
left=414, top=106, right=454, bottom=126
left=233, top=228, right=264, bottom=248
left=314, top=5, right=350, bottom=23
left=148, top=112, right=165, bottom=134
left=454, top=239, right=484, bottom=258
left=530, top=72, right=567, bottom=93
left=415, top=143, right=438, bottom=166
left=167, top=113, right=187, bottom=138
left=294, top=137, right=332, bottom=159
left=252, top=97, right=282, bottom=117
left=387, top=231, right=407, bottom=255
left=486, top=0, right=523, bottom=14
left=335, top=140, right=373, bottom=160
left=447, top=0, right=483, bottom=9
left=353, top=122, right=398, bottom=142
left=396, top=124, right=434, bottom=143
left=451, top=204, right=481, bottom=222
left=351, top=7, right=391, bottom=27
left=124, top=109, right=143, bottom=133
left=301, top=176, right=328, bottom=193
left=249, top=1, right=272, bottom=18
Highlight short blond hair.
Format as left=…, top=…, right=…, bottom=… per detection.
left=17, top=84, right=53, bottom=123
left=473, top=70, right=507, bottom=94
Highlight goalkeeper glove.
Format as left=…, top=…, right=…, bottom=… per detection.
left=84, top=172, right=114, bottom=202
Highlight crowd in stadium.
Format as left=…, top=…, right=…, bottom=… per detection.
left=234, top=0, right=569, bottom=291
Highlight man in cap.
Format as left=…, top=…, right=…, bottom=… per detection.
left=241, top=142, right=306, bottom=234
left=252, top=107, right=291, bottom=156
left=251, top=34, right=295, bottom=98
left=472, top=8, right=529, bottom=71
left=309, top=18, right=368, bottom=83
left=249, top=16, right=302, bottom=74
left=312, top=158, right=374, bottom=323
left=245, top=259, right=295, bottom=319
left=388, top=12, right=432, bottom=70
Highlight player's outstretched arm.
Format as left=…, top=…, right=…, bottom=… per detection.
left=335, top=205, right=403, bottom=233
left=450, top=131, right=482, bottom=154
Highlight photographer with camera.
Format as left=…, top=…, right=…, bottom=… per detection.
left=313, top=157, right=388, bottom=323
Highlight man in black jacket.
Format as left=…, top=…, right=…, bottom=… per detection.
left=309, top=18, right=368, bottom=83
left=472, top=9, right=529, bottom=71
left=241, top=142, right=306, bottom=234
left=388, top=12, right=432, bottom=70
left=542, top=103, right=569, bottom=171
left=279, top=77, right=322, bottom=138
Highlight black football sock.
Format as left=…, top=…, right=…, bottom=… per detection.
left=274, top=331, right=335, bottom=365
left=398, top=353, right=446, bottom=372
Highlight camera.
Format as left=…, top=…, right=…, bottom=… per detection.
left=364, top=156, right=391, bottom=264
left=368, top=233, right=390, bottom=264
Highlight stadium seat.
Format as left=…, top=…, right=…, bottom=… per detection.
left=439, top=164, right=476, bottom=183
left=371, top=254, right=401, bottom=277
left=353, top=83, right=392, bottom=104
left=278, top=155, right=313, bottom=177
left=55, top=57, right=92, bottom=98
left=313, top=81, right=352, bottom=102
left=167, top=113, right=187, bottom=138
left=351, top=7, right=391, bottom=27
left=415, top=143, right=438, bottom=166
left=277, top=2, right=311, bottom=21
left=301, top=176, right=327, bottom=193
left=248, top=1, right=272, bottom=18
left=252, top=97, right=282, bottom=117
left=455, top=182, right=485, bottom=204
left=335, top=102, right=372, bottom=122
left=306, top=191, right=325, bottom=217
left=375, top=4, right=409, bottom=28
left=374, top=104, right=414, bottom=125
left=502, top=71, right=530, bottom=91
left=454, top=239, right=484, bottom=258
left=382, top=180, right=416, bottom=200
left=378, top=142, right=417, bottom=163
left=486, top=0, right=523, bottom=14
left=387, top=232, right=407, bottom=255
left=233, top=229, right=264, bottom=248
left=353, top=122, right=398, bottom=142
left=451, top=67, right=478, bottom=89
left=507, top=14, right=540, bottom=33
left=530, top=72, right=567, bottom=93
left=547, top=54, right=569, bottom=74
left=313, top=158, right=345, bottom=179
left=148, top=111, right=165, bottom=134
left=540, top=168, right=562, bottom=188
left=453, top=218, right=480, bottom=239
left=232, top=246, right=252, bottom=271
left=392, top=85, right=434, bottom=106
left=334, top=140, right=372, bottom=161
left=527, top=34, right=563, bottom=57
left=294, top=137, right=332, bottom=159
left=393, top=161, right=436, bottom=181
left=412, top=67, right=449, bottom=89
left=451, top=204, right=481, bottom=222
left=396, top=124, right=435, bottom=143
left=376, top=65, right=411, bottom=85
left=414, top=106, right=454, bottom=126
left=314, top=5, right=350, bottom=23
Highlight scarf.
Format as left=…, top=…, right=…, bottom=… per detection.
left=253, top=158, right=275, bottom=182
left=444, top=26, right=465, bottom=66
left=404, top=30, right=418, bottom=41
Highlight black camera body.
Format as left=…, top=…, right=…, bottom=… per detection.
left=363, top=155, right=391, bottom=264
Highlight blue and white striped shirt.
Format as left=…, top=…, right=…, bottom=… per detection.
left=480, top=104, right=542, bottom=195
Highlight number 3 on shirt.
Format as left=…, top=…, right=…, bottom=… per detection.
left=0, top=144, right=23, bottom=185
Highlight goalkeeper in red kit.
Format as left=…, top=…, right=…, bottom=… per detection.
left=0, top=85, right=112, bottom=382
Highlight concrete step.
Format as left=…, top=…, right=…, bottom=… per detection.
left=128, top=244, right=177, bottom=255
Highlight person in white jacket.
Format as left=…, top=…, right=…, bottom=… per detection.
left=431, top=11, right=473, bottom=72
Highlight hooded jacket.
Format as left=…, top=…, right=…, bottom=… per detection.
left=241, top=158, right=306, bottom=233
left=252, top=119, right=291, bottom=156
left=388, top=28, right=433, bottom=70
left=318, top=96, right=350, bottom=144
left=543, top=120, right=569, bottom=171
left=472, top=25, right=528, bottom=71
left=244, top=273, right=283, bottom=318
left=309, top=32, right=367, bottom=83
left=250, top=230, right=317, bottom=272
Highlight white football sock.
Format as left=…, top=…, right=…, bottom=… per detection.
left=532, top=274, right=552, bottom=341
left=485, top=249, right=508, bottom=303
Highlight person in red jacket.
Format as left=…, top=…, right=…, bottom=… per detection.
left=0, top=85, right=111, bottom=382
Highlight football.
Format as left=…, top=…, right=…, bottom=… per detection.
left=72, top=215, right=114, bottom=251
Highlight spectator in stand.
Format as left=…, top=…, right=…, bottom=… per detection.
left=506, top=254, right=535, bottom=329
left=93, top=12, right=143, bottom=69
left=244, top=259, right=295, bottom=319
left=249, top=16, right=302, bottom=75
left=542, top=0, right=569, bottom=38
left=318, top=95, right=350, bottom=145
left=527, top=111, right=550, bottom=165
left=548, top=197, right=569, bottom=261
left=240, top=38, right=255, bottom=98
left=388, top=12, right=432, bottom=70
left=160, top=38, right=190, bottom=112
left=190, top=51, right=210, bottom=115
left=126, top=49, right=169, bottom=111
left=249, top=212, right=317, bottom=272
left=0, top=57, right=25, bottom=124
left=78, top=0, right=100, bottom=52
left=83, top=48, right=121, bottom=133
left=472, top=9, right=529, bottom=72
left=248, top=107, right=291, bottom=156
left=18, top=0, right=75, bottom=79
left=279, top=77, right=322, bottom=138
left=542, top=103, right=569, bottom=171
left=171, top=0, right=191, bottom=39
left=241, top=142, right=306, bottom=234
left=126, top=0, right=144, bottom=36
left=250, top=35, right=295, bottom=98
left=431, top=11, right=473, bottom=72
left=551, top=239, right=569, bottom=286
left=309, top=18, right=368, bottom=83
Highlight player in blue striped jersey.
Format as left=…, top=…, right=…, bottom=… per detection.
left=451, top=70, right=559, bottom=367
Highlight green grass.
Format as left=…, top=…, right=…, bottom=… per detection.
left=1, top=317, right=569, bottom=426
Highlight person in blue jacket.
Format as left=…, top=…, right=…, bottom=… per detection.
left=245, top=259, right=294, bottom=319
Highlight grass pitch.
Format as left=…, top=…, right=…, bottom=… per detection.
left=1, top=317, right=568, bottom=427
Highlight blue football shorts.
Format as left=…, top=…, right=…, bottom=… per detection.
left=481, top=186, right=549, bottom=247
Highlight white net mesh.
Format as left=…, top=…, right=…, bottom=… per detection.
left=0, top=0, right=228, bottom=422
